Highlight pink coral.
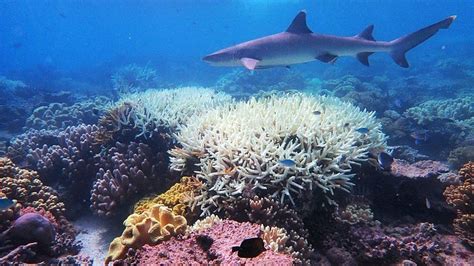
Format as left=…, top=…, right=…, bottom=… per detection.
left=127, top=219, right=294, bottom=265
left=390, top=159, right=449, bottom=179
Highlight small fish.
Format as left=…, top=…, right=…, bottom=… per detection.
left=425, top=197, right=431, bottom=209
left=411, top=130, right=429, bottom=145
left=0, top=198, right=15, bottom=210
left=356, top=128, right=370, bottom=134
left=279, top=159, right=296, bottom=168
left=232, top=237, right=266, bottom=258
left=313, top=110, right=321, bottom=115
left=344, top=123, right=350, bottom=128
left=393, top=98, right=402, bottom=108
left=377, top=152, right=394, bottom=170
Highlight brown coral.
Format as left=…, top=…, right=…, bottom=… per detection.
left=105, top=204, right=187, bottom=264
left=0, top=157, right=66, bottom=217
left=93, top=102, right=134, bottom=145
left=444, top=161, right=474, bottom=247
left=134, top=176, right=202, bottom=219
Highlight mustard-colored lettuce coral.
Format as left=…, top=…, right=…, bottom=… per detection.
left=134, top=176, right=202, bottom=218
left=444, top=162, right=474, bottom=247
left=105, top=204, right=187, bottom=264
left=170, top=93, right=387, bottom=214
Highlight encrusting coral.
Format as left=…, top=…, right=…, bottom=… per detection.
left=170, top=93, right=387, bottom=214
left=120, top=218, right=294, bottom=265
left=133, top=176, right=203, bottom=219
left=444, top=161, right=474, bottom=247
left=105, top=204, right=187, bottom=264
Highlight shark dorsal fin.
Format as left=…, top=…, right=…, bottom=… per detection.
left=355, top=25, right=376, bottom=41
left=286, top=10, right=312, bottom=34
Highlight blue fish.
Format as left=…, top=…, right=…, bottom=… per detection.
left=377, top=152, right=394, bottom=170
left=0, top=198, right=15, bottom=210
left=356, top=128, right=370, bottom=134
left=411, top=130, right=429, bottom=145
left=279, top=159, right=296, bottom=168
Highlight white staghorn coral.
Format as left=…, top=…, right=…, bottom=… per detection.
left=170, top=93, right=387, bottom=214
left=114, top=87, right=233, bottom=136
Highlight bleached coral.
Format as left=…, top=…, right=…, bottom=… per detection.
left=170, top=93, right=387, bottom=214
left=114, top=87, right=233, bottom=136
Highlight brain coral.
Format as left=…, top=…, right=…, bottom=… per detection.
left=114, top=87, right=232, bottom=136
left=105, top=204, right=187, bottom=264
left=444, top=161, right=474, bottom=247
left=170, top=93, right=387, bottom=214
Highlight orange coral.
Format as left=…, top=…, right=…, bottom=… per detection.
left=444, top=161, right=474, bottom=247
left=0, top=157, right=66, bottom=217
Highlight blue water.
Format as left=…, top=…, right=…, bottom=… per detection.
left=1, top=0, right=472, bottom=85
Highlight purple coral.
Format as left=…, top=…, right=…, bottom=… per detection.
left=90, top=141, right=168, bottom=216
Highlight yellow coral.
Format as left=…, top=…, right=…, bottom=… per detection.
left=105, top=204, right=187, bottom=263
left=444, top=162, right=474, bottom=247
left=0, top=157, right=65, bottom=217
left=134, top=176, right=202, bottom=218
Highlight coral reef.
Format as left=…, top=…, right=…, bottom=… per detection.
left=405, top=97, right=474, bottom=126
left=90, top=141, right=168, bottom=216
left=222, top=196, right=315, bottom=264
left=215, top=69, right=308, bottom=98
left=105, top=204, right=187, bottom=264
left=133, top=176, right=203, bottom=219
left=111, top=64, right=160, bottom=94
left=114, top=87, right=232, bottom=136
left=0, top=158, right=79, bottom=263
left=448, top=146, right=474, bottom=169
left=122, top=219, right=294, bottom=265
left=25, top=97, right=110, bottom=130
left=0, top=157, right=66, bottom=217
left=171, top=93, right=387, bottom=214
left=390, top=159, right=450, bottom=179
left=444, top=162, right=474, bottom=247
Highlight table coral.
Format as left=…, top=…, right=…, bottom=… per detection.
left=105, top=204, right=187, bottom=264
left=123, top=219, right=294, bottom=265
left=444, top=162, right=474, bottom=247
left=170, top=93, right=387, bottom=214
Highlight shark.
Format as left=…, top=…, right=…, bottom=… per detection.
left=202, top=10, right=456, bottom=69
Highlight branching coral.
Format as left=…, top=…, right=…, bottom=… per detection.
left=170, top=93, right=387, bottom=214
left=105, top=204, right=187, bottom=264
left=444, top=162, right=474, bottom=247
left=90, top=141, right=168, bottom=216
left=114, top=87, right=232, bottom=136
left=133, top=176, right=203, bottom=219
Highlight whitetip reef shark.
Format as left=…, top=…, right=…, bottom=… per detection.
left=203, top=10, right=456, bottom=69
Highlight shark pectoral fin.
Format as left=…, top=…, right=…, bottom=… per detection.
left=356, top=52, right=374, bottom=66
left=240, top=57, right=260, bottom=70
left=316, top=53, right=338, bottom=64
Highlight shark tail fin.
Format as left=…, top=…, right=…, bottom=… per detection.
left=389, top=15, right=456, bottom=68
